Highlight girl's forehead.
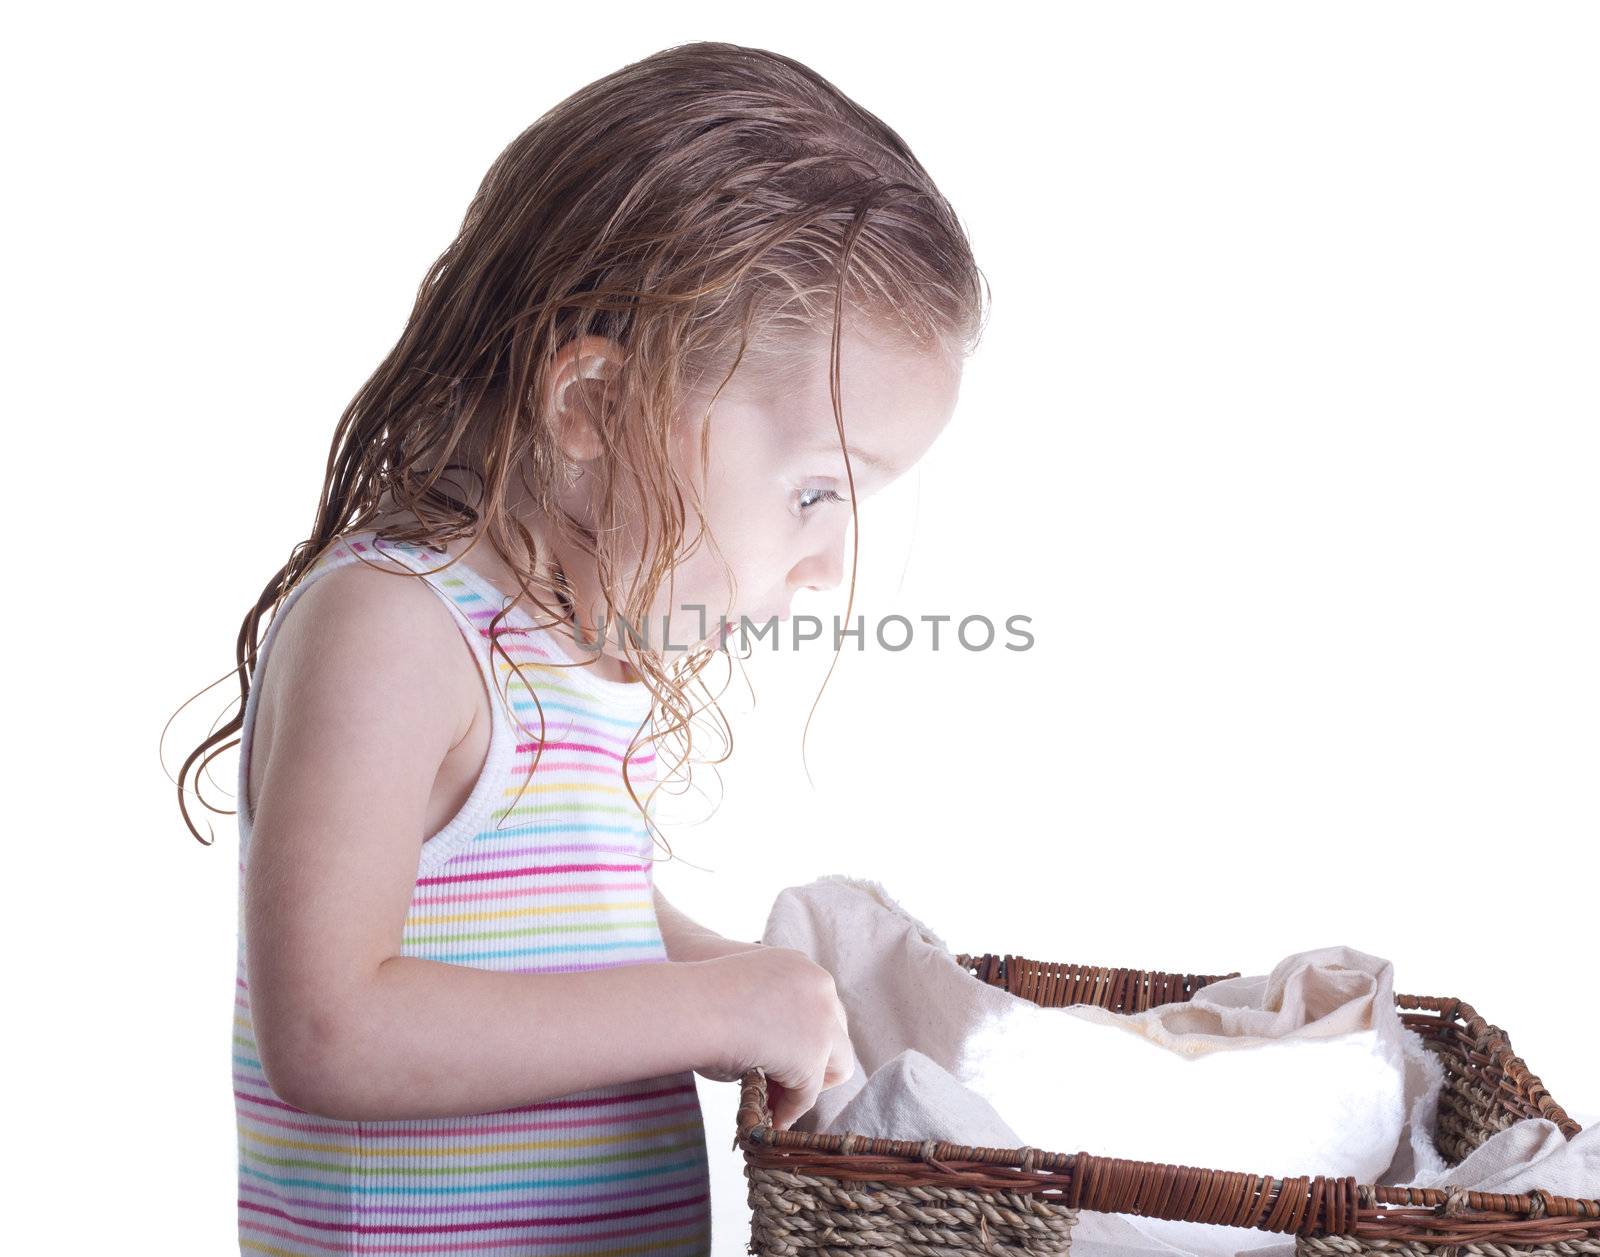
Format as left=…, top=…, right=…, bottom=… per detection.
left=726, top=320, right=959, bottom=394
left=690, top=328, right=962, bottom=468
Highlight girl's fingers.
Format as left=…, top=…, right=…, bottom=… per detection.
left=824, top=1021, right=856, bottom=1086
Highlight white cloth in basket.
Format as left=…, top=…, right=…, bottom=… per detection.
left=759, top=876, right=1452, bottom=1257
left=824, top=1049, right=1600, bottom=1257
left=1406, top=1116, right=1600, bottom=1200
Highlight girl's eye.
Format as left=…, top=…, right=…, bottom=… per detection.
left=797, top=486, right=847, bottom=513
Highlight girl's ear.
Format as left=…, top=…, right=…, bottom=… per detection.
left=545, top=334, right=624, bottom=465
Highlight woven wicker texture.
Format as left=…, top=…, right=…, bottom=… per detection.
left=736, top=954, right=1597, bottom=1257
left=742, top=1070, right=1079, bottom=1254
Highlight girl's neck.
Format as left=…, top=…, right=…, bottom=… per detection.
left=363, top=500, right=643, bottom=686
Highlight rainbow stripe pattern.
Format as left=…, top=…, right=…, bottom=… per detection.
left=233, top=531, right=711, bottom=1254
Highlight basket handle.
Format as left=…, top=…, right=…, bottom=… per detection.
left=955, top=952, right=1241, bottom=1012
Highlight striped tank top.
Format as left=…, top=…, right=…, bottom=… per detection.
left=232, top=529, right=712, bottom=1255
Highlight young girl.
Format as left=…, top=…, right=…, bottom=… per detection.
left=179, top=40, right=982, bottom=1256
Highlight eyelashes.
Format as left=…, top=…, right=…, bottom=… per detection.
left=798, top=487, right=848, bottom=512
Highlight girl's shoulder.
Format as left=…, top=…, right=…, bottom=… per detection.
left=246, top=537, right=485, bottom=817
left=272, top=531, right=485, bottom=709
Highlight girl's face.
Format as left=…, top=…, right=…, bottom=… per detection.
left=643, top=323, right=963, bottom=653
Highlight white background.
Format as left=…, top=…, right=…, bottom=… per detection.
left=8, top=2, right=1596, bottom=1251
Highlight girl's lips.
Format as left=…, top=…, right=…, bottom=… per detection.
left=716, top=609, right=784, bottom=640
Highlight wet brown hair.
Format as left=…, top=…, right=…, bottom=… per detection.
left=169, top=40, right=988, bottom=854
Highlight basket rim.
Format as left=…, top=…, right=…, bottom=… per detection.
left=735, top=953, right=1596, bottom=1244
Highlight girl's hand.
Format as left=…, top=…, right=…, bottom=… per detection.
left=693, top=946, right=857, bottom=1131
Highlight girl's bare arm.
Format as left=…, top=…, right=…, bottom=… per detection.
left=245, top=565, right=730, bottom=1122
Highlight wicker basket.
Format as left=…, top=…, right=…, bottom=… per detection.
left=735, top=953, right=1597, bottom=1256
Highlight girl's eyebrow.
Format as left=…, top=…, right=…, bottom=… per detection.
left=806, top=439, right=893, bottom=474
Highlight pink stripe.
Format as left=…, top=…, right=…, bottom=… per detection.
left=240, top=1191, right=711, bottom=1239
left=416, top=861, right=646, bottom=888
left=503, top=758, right=652, bottom=779
left=409, top=878, right=651, bottom=908
left=234, top=1087, right=309, bottom=1116
left=490, top=1079, right=696, bottom=1115
left=245, top=1193, right=712, bottom=1236
left=238, top=1096, right=701, bottom=1140
left=508, top=738, right=654, bottom=765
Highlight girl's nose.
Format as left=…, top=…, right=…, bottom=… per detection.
left=789, top=540, right=846, bottom=597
